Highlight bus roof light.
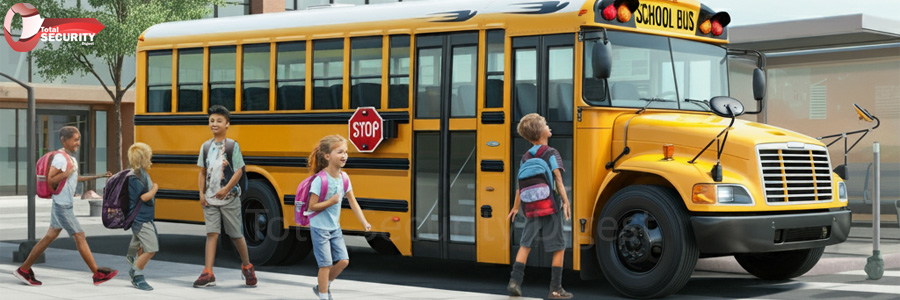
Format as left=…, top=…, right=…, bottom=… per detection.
left=617, top=5, right=632, bottom=23
left=578, top=9, right=588, bottom=16
left=602, top=4, right=617, bottom=21
left=699, top=20, right=711, bottom=34
left=711, top=20, right=723, bottom=36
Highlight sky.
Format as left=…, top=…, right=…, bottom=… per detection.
left=700, top=0, right=900, bottom=26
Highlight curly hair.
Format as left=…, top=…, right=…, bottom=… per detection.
left=516, top=113, right=545, bottom=142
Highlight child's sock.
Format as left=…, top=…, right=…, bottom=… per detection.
left=550, top=266, right=563, bottom=290
left=328, top=280, right=333, bottom=289
left=319, top=292, right=328, bottom=300
left=510, top=262, right=526, bottom=283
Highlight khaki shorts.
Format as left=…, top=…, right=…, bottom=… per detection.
left=203, top=197, right=243, bottom=238
left=130, top=222, right=159, bottom=253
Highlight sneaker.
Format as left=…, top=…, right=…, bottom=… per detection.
left=548, top=287, right=574, bottom=299
left=241, top=264, right=257, bottom=287
left=507, top=279, right=522, bottom=296
left=312, top=285, right=333, bottom=300
left=92, top=267, right=118, bottom=285
left=193, top=272, right=216, bottom=288
left=131, top=275, right=153, bottom=291
left=13, top=268, right=42, bottom=286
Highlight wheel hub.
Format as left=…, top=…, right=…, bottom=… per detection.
left=615, top=210, right=663, bottom=272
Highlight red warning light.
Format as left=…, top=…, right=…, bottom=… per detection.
left=711, top=20, right=723, bottom=36
left=602, top=4, right=617, bottom=21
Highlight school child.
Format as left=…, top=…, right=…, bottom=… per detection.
left=506, top=113, right=574, bottom=299
left=193, top=105, right=257, bottom=288
left=125, top=142, right=159, bottom=291
left=12, top=126, right=116, bottom=286
left=307, top=135, right=372, bottom=300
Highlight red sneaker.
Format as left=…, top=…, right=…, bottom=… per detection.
left=193, top=272, right=216, bottom=288
left=13, top=268, right=42, bottom=286
left=92, top=267, right=118, bottom=285
left=241, top=264, right=257, bottom=287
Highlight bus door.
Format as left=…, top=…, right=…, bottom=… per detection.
left=510, top=34, right=575, bottom=267
left=412, top=32, right=479, bottom=260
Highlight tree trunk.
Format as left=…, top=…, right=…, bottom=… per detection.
left=113, top=99, right=123, bottom=172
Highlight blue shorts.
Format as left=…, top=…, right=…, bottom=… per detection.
left=49, top=203, right=84, bottom=236
left=311, top=227, right=349, bottom=268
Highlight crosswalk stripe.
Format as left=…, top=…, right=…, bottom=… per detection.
left=837, top=270, right=900, bottom=277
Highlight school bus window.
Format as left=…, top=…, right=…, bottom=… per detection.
left=582, top=37, right=609, bottom=105
left=547, top=46, right=574, bottom=122
left=513, top=47, right=537, bottom=120
left=484, top=30, right=504, bottom=109
left=670, top=38, right=728, bottom=111
left=388, top=35, right=410, bottom=109
left=146, top=50, right=172, bottom=113
left=606, top=31, right=678, bottom=110
left=312, top=39, right=344, bottom=110
left=276, top=41, right=306, bottom=110
left=416, top=44, right=441, bottom=119
left=209, top=46, right=237, bottom=111
left=350, top=37, right=382, bottom=109
left=242, top=43, right=271, bottom=111
left=451, top=45, right=477, bottom=118
left=177, top=48, right=204, bottom=112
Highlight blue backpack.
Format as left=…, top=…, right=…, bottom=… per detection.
left=517, top=145, right=557, bottom=218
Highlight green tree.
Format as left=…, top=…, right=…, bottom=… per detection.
left=3, top=0, right=222, bottom=171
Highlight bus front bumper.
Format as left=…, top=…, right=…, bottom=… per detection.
left=691, top=209, right=851, bottom=254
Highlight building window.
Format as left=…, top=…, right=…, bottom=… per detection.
left=312, top=39, right=344, bottom=110
left=285, top=0, right=297, bottom=10
left=242, top=44, right=271, bottom=111
left=276, top=42, right=306, bottom=110
left=147, top=50, right=173, bottom=113
left=178, top=48, right=204, bottom=112
left=215, top=0, right=250, bottom=17
left=389, top=35, right=410, bottom=108
left=210, top=46, right=237, bottom=111
left=350, top=36, right=382, bottom=109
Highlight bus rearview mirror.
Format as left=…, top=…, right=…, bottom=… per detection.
left=592, top=40, right=612, bottom=79
left=753, top=68, right=766, bottom=101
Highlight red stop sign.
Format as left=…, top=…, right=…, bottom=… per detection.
left=348, top=107, right=384, bottom=153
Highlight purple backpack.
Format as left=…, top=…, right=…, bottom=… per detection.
left=294, top=170, right=349, bottom=226
left=102, top=170, right=142, bottom=229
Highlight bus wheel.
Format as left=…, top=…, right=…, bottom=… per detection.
left=734, top=247, right=825, bottom=280
left=241, top=179, right=292, bottom=265
left=366, top=234, right=401, bottom=255
left=596, top=185, right=698, bottom=298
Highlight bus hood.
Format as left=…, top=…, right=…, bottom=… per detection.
left=618, top=113, right=824, bottom=160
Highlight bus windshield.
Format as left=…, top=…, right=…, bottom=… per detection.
left=583, top=30, right=729, bottom=111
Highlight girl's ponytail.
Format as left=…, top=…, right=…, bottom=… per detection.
left=309, top=135, right=348, bottom=175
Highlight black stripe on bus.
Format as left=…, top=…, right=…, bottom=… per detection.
left=284, top=195, right=408, bottom=212
left=480, top=160, right=504, bottom=172
left=152, top=156, right=408, bottom=170
left=481, top=111, right=505, bottom=124
left=156, top=189, right=199, bottom=201
left=134, top=111, right=410, bottom=126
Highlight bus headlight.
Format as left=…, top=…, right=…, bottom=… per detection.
left=692, top=184, right=754, bottom=205
left=837, top=181, right=848, bottom=202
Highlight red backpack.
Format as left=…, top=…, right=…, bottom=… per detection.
left=294, top=170, right=349, bottom=226
left=36, top=150, right=72, bottom=198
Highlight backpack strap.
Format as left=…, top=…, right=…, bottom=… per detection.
left=341, top=171, right=350, bottom=193
left=201, top=138, right=214, bottom=168
left=223, top=138, right=235, bottom=168
left=308, top=170, right=330, bottom=213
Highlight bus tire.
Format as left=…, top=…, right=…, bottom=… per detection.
left=734, top=247, right=825, bottom=280
left=596, top=185, right=698, bottom=298
left=241, top=179, right=292, bottom=265
left=280, top=229, right=313, bottom=264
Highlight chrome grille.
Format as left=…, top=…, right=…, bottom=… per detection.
left=757, top=144, right=833, bottom=203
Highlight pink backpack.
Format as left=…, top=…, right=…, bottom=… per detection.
left=36, top=150, right=72, bottom=198
left=294, top=170, right=349, bottom=226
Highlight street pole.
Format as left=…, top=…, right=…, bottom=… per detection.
left=2, top=72, right=43, bottom=263
left=865, top=142, right=883, bottom=280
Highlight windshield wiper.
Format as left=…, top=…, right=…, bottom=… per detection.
left=685, top=98, right=711, bottom=111
left=637, top=97, right=675, bottom=114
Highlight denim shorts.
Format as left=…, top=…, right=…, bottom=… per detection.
left=310, top=227, right=349, bottom=268
left=49, top=203, right=84, bottom=236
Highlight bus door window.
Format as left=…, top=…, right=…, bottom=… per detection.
left=350, top=36, right=383, bottom=109
left=388, top=35, right=410, bottom=109
left=484, top=30, right=504, bottom=109
left=242, top=44, right=271, bottom=111
left=312, top=39, right=344, bottom=110
left=147, top=50, right=173, bottom=113
left=177, top=48, right=203, bottom=112
left=275, top=41, right=306, bottom=110
left=209, top=46, right=237, bottom=111
left=450, top=45, right=477, bottom=118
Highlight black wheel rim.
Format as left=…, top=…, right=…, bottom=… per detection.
left=615, top=209, right=663, bottom=273
left=242, top=196, right=268, bottom=247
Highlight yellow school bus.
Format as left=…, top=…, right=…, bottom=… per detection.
left=136, top=0, right=850, bottom=297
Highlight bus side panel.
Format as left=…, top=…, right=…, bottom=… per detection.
left=573, top=108, right=618, bottom=270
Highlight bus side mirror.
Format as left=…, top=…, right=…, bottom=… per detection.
left=592, top=40, right=613, bottom=79
left=753, top=68, right=766, bottom=101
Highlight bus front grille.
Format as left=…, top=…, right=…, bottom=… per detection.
left=757, top=144, right=833, bottom=203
